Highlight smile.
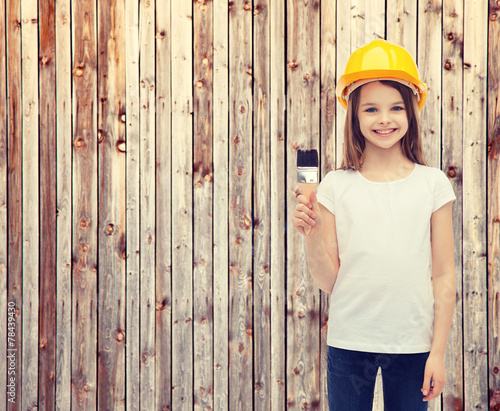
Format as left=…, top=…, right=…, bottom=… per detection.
left=373, top=128, right=397, bottom=135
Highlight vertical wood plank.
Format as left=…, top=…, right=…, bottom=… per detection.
left=38, top=0, right=57, bottom=408
left=55, top=0, right=72, bottom=408
left=386, top=0, right=417, bottom=59
left=441, top=0, right=464, bottom=409
left=6, top=0, right=22, bottom=408
left=71, top=0, right=98, bottom=408
left=253, top=0, right=271, bottom=409
left=0, top=0, right=6, bottom=404
left=171, top=0, right=193, bottom=408
left=0, top=0, right=7, bottom=406
left=138, top=0, right=156, bottom=408
left=97, top=0, right=126, bottom=408
left=269, top=0, right=286, bottom=408
left=228, top=1, right=253, bottom=409
left=155, top=0, right=171, bottom=409
left=418, top=0, right=442, bottom=169
left=213, top=0, right=229, bottom=408
left=286, top=0, right=321, bottom=408
left=193, top=0, right=214, bottom=409
left=462, top=0, right=489, bottom=408
left=124, top=0, right=140, bottom=408
left=320, top=0, right=336, bottom=408
left=21, top=0, right=39, bottom=408
left=488, top=0, right=500, bottom=408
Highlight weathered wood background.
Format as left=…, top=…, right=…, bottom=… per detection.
left=0, top=0, right=499, bottom=410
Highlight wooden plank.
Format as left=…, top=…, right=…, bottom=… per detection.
left=6, top=0, right=23, bottom=408
left=320, top=0, right=336, bottom=409
left=418, top=0, right=442, bottom=169
left=193, top=0, right=214, bottom=409
left=441, top=0, right=464, bottom=409
left=228, top=1, right=253, bottom=408
left=171, top=0, right=193, bottom=409
left=462, top=0, right=489, bottom=408
left=124, top=0, right=140, bottom=408
left=38, top=0, right=57, bottom=408
left=488, top=0, right=500, bottom=408
left=21, top=0, right=39, bottom=408
left=269, top=0, right=286, bottom=408
left=213, top=0, right=229, bottom=408
left=154, top=0, right=171, bottom=409
left=0, top=0, right=8, bottom=406
left=55, top=0, right=72, bottom=408
left=138, top=0, right=156, bottom=408
left=286, top=0, right=321, bottom=408
left=253, top=0, right=271, bottom=409
left=71, top=0, right=98, bottom=408
left=386, top=0, right=417, bottom=59
left=97, top=0, right=126, bottom=408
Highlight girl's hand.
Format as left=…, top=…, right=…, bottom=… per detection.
left=292, top=188, right=322, bottom=237
left=421, top=353, right=447, bottom=401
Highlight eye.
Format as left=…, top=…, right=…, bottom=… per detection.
left=364, top=107, right=377, bottom=113
left=392, top=106, right=405, bottom=111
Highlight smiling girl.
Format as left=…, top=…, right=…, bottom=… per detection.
left=292, top=40, right=456, bottom=410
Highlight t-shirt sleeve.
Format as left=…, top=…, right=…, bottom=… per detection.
left=316, top=171, right=336, bottom=215
left=432, top=169, right=456, bottom=212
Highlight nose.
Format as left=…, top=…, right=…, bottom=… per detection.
left=377, top=110, right=391, bottom=125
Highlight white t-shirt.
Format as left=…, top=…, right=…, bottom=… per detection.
left=316, top=163, right=456, bottom=353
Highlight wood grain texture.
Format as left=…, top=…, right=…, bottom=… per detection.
left=229, top=1, right=253, bottom=409
left=418, top=0, right=442, bottom=169
left=441, top=1, right=464, bottom=409
left=171, top=0, right=194, bottom=409
left=55, top=0, right=72, bottom=408
left=97, top=0, right=126, bottom=408
left=488, top=0, right=500, bottom=408
left=21, top=0, right=39, bottom=408
left=463, top=0, right=489, bottom=408
left=213, top=0, right=229, bottom=408
left=138, top=0, right=156, bottom=408
left=6, top=0, right=23, bottom=408
left=0, top=0, right=8, bottom=407
left=286, top=0, right=321, bottom=408
left=269, top=0, right=286, bottom=408
left=0, top=2, right=9, bottom=407
left=386, top=0, right=417, bottom=59
left=71, top=0, right=98, bottom=408
left=193, top=0, right=214, bottom=409
left=155, top=0, right=172, bottom=409
left=38, top=0, right=57, bottom=408
left=124, top=0, right=140, bottom=408
left=253, top=0, right=271, bottom=409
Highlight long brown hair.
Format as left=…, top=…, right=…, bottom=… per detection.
left=339, top=80, right=428, bottom=170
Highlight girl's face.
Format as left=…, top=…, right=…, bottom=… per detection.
left=357, top=81, right=409, bottom=152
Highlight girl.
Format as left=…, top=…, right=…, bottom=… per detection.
left=292, top=40, right=456, bottom=410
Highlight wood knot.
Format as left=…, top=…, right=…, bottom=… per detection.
left=239, top=105, right=246, bottom=114
left=490, top=12, right=498, bottom=21
left=289, top=60, right=298, bottom=70
left=196, top=80, right=204, bottom=89
left=447, top=166, right=457, bottom=178
left=243, top=2, right=251, bottom=11
left=444, top=60, right=452, bottom=71
left=116, top=140, right=126, bottom=152
left=202, top=57, right=209, bottom=66
left=106, top=224, right=114, bottom=235
left=74, top=67, right=84, bottom=77
left=447, top=32, right=454, bottom=41
left=116, top=330, right=125, bottom=342
left=74, top=137, right=85, bottom=149
left=80, top=219, right=89, bottom=230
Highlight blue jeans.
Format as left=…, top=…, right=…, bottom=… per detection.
left=327, top=346, right=429, bottom=411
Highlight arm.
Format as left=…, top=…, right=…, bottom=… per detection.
left=422, top=201, right=456, bottom=401
left=292, top=190, right=340, bottom=293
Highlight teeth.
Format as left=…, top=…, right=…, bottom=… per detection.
left=375, top=129, right=395, bottom=134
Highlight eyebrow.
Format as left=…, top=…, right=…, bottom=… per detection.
left=360, top=101, right=405, bottom=107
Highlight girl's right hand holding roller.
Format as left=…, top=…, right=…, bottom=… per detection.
left=292, top=187, right=323, bottom=238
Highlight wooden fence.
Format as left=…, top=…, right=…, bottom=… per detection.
left=0, top=0, right=499, bottom=410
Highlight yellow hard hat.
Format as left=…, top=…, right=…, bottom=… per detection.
left=336, top=39, right=427, bottom=110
